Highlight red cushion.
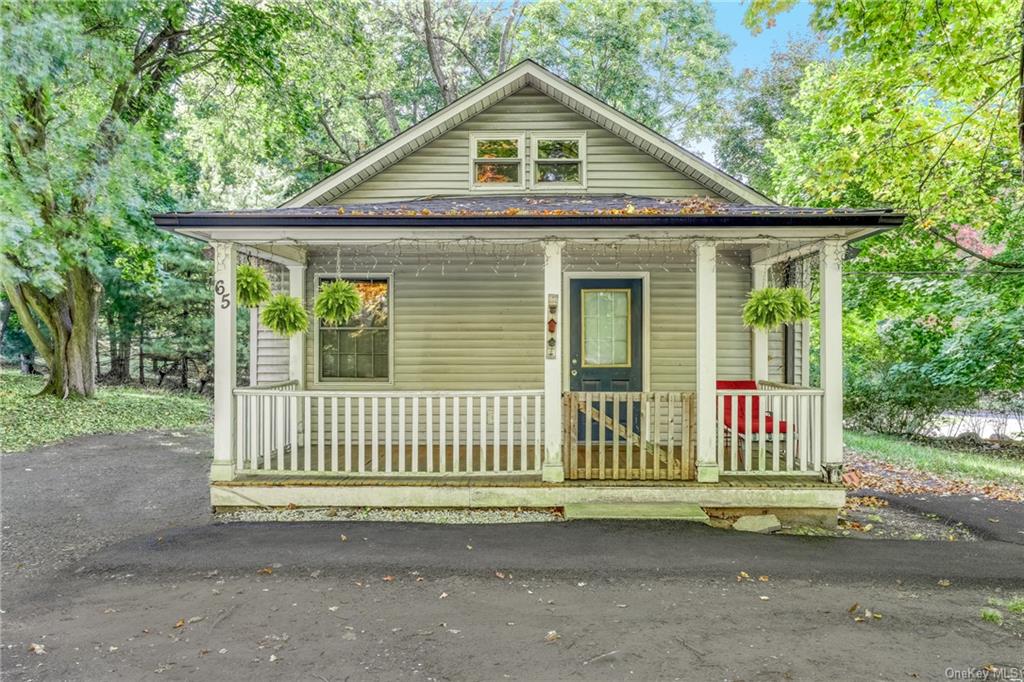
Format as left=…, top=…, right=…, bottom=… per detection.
left=717, top=380, right=788, bottom=434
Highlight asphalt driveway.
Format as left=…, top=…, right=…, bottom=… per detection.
left=2, top=430, right=1023, bottom=681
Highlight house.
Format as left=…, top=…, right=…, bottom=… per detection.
left=155, top=60, right=904, bottom=524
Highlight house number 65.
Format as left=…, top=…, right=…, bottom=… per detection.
left=215, top=279, right=231, bottom=309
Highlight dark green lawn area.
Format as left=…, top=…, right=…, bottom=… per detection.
left=845, top=430, right=1024, bottom=487
left=1, top=371, right=211, bottom=453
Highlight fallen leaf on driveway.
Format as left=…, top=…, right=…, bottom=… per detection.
left=439, top=592, right=448, bottom=599
left=382, top=575, right=395, bottom=582
left=758, top=576, right=769, bottom=582
left=937, top=579, right=951, bottom=587
left=174, top=619, right=185, bottom=629
left=340, top=534, right=348, bottom=542
left=256, top=567, right=273, bottom=575
left=545, top=630, right=560, bottom=642
left=28, top=643, right=45, bottom=655
left=848, top=603, right=859, bottom=613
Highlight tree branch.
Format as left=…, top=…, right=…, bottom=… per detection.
left=3, top=282, right=55, bottom=367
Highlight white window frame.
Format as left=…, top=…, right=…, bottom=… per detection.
left=469, top=133, right=525, bottom=191
left=312, top=272, right=395, bottom=386
left=530, top=132, right=587, bottom=190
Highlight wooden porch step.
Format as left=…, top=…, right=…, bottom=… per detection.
left=562, top=502, right=709, bottom=522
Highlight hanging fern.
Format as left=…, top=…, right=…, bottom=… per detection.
left=314, top=279, right=362, bottom=325
left=260, top=294, right=308, bottom=337
left=742, top=287, right=793, bottom=330
left=785, top=287, right=812, bottom=322
left=236, top=264, right=272, bottom=308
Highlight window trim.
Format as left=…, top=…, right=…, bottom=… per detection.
left=468, top=133, right=525, bottom=190
left=312, top=272, right=395, bottom=386
left=530, top=132, right=587, bottom=190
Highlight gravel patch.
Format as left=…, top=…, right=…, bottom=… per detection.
left=217, top=507, right=563, bottom=524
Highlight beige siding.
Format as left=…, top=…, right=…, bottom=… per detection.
left=304, top=244, right=545, bottom=390
left=252, top=261, right=290, bottom=384
left=331, top=87, right=726, bottom=204
left=562, top=245, right=752, bottom=390
left=274, top=243, right=754, bottom=393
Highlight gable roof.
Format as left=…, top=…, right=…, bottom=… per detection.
left=281, top=60, right=774, bottom=208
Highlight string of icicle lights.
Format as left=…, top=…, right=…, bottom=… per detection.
left=251, top=236, right=824, bottom=280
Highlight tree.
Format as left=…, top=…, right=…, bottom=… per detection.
left=515, top=0, right=733, bottom=141
left=745, top=0, right=1024, bottom=431
left=0, top=0, right=297, bottom=397
left=713, top=40, right=821, bottom=193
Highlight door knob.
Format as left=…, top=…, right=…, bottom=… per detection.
left=571, top=370, right=578, bottom=376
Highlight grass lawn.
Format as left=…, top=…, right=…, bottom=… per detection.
left=845, top=430, right=1024, bottom=487
left=1, top=371, right=211, bottom=453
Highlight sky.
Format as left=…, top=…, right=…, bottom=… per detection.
left=711, top=0, right=815, bottom=72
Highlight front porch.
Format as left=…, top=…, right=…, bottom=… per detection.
left=202, top=233, right=847, bottom=515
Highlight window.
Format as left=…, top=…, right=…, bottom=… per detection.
left=318, top=276, right=390, bottom=381
left=532, top=134, right=585, bottom=187
left=471, top=135, right=523, bottom=187
left=581, top=289, right=630, bottom=367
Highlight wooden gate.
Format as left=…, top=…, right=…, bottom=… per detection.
left=562, top=392, right=695, bottom=480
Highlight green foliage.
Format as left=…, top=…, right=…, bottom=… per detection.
left=313, top=279, right=361, bottom=325
left=0, top=371, right=210, bottom=452
left=785, top=287, right=811, bottom=321
left=742, top=287, right=792, bottom=329
left=980, top=609, right=1004, bottom=625
left=260, top=294, right=308, bottom=337
left=236, top=264, right=272, bottom=308
left=516, top=0, right=733, bottom=141
left=844, top=431, right=1024, bottom=487
left=714, top=40, right=820, bottom=192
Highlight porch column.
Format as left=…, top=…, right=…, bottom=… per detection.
left=751, top=262, right=769, bottom=382
left=542, top=240, right=565, bottom=482
left=694, top=241, right=719, bottom=482
left=819, top=240, right=844, bottom=481
left=212, top=241, right=237, bottom=482
left=288, top=264, right=307, bottom=388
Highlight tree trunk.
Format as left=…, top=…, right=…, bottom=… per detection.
left=0, top=298, right=11, bottom=348
left=4, top=267, right=102, bottom=398
left=138, top=322, right=145, bottom=385
left=20, top=353, right=35, bottom=374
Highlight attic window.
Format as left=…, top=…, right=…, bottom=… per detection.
left=471, top=135, right=524, bottom=187
left=532, top=134, right=586, bottom=187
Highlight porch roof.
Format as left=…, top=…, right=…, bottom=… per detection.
left=155, top=194, right=904, bottom=231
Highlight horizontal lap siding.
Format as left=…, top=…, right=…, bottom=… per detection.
left=305, top=245, right=545, bottom=390
left=331, top=87, right=725, bottom=203
left=253, top=262, right=290, bottom=384
left=562, top=246, right=752, bottom=391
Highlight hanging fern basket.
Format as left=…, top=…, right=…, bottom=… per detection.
left=314, top=279, right=362, bottom=326
left=742, top=287, right=793, bottom=330
left=236, top=264, right=272, bottom=308
left=785, top=287, right=812, bottom=322
left=260, top=294, right=308, bottom=337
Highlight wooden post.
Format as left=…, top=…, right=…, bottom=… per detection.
left=695, top=241, right=719, bottom=482
left=819, top=240, right=844, bottom=482
left=212, top=241, right=237, bottom=482
left=751, top=262, right=769, bottom=383
left=288, top=264, right=307, bottom=388
left=542, top=240, right=565, bottom=482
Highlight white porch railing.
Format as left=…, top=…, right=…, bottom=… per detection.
left=233, top=387, right=544, bottom=476
left=716, top=382, right=824, bottom=475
